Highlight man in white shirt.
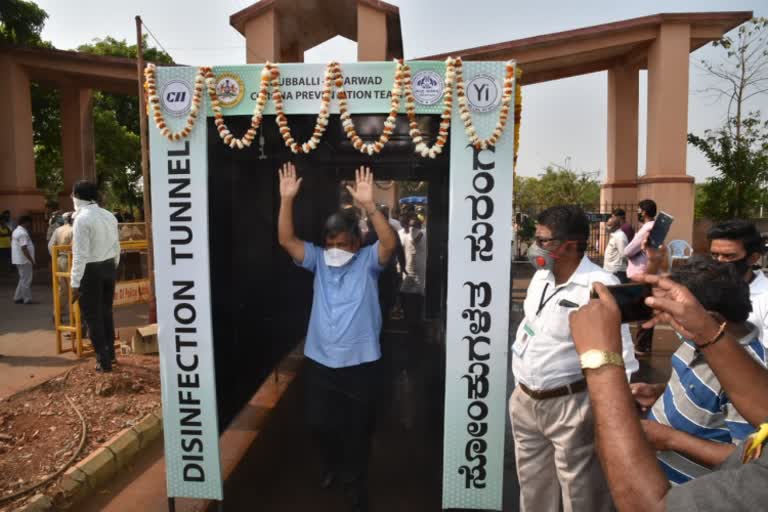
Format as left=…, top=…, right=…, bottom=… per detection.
left=707, top=220, right=768, bottom=346
left=603, top=212, right=629, bottom=282
left=11, top=216, right=35, bottom=304
left=510, top=205, right=638, bottom=512
left=399, top=215, right=427, bottom=339
left=70, top=181, right=121, bottom=373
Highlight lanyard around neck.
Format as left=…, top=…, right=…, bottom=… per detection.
left=536, top=282, right=563, bottom=317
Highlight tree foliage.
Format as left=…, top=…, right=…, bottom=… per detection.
left=514, top=167, right=601, bottom=213
left=691, top=17, right=768, bottom=220
left=0, top=0, right=48, bottom=46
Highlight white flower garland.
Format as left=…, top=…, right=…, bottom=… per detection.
left=454, top=57, right=515, bottom=150
left=144, top=58, right=517, bottom=156
left=144, top=63, right=205, bottom=141
left=402, top=58, right=455, bottom=159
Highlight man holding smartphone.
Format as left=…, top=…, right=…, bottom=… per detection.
left=510, top=205, right=639, bottom=512
left=625, top=199, right=657, bottom=354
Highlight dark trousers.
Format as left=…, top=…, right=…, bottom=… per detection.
left=79, top=259, right=116, bottom=369
left=614, top=270, right=629, bottom=284
left=306, top=359, right=380, bottom=510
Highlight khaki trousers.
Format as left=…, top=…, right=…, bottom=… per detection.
left=509, top=385, right=613, bottom=512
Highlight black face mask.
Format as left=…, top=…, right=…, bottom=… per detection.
left=727, top=257, right=752, bottom=277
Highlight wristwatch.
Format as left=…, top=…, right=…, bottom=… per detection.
left=580, top=349, right=624, bottom=371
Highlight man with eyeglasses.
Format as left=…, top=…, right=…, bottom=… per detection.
left=509, top=205, right=639, bottom=512
left=707, top=219, right=768, bottom=347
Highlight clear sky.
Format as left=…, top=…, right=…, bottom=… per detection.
left=34, top=0, right=767, bottom=181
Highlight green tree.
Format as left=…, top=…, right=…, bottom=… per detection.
left=691, top=17, right=768, bottom=219
left=0, top=0, right=48, bottom=46
left=76, top=36, right=173, bottom=213
left=515, top=167, right=601, bottom=211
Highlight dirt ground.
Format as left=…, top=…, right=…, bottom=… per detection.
left=0, top=354, right=160, bottom=511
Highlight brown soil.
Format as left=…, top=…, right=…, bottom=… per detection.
left=0, top=354, right=160, bottom=511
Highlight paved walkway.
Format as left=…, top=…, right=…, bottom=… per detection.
left=0, top=274, right=150, bottom=400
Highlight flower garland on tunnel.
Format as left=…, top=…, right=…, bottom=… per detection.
left=143, top=58, right=522, bottom=158
left=514, top=67, right=523, bottom=170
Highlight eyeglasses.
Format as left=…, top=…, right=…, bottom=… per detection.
left=535, top=237, right=561, bottom=247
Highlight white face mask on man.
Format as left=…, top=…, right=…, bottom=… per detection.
left=324, top=248, right=356, bottom=267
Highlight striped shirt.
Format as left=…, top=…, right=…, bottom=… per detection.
left=648, top=326, right=767, bottom=484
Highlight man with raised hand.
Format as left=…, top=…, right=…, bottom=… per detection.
left=277, top=163, right=396, bottom=512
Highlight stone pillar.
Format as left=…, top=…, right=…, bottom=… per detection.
left=244, top=8, right=279, bottom=63
left=640, top=23, right=695, bottom=243
left=0, top=55, right=45, bottom=215
left=357, top=3, right=387, bottom=61
left=601, top=63, right=639, bottom=208
left=58, top=87, right=96, bottom=210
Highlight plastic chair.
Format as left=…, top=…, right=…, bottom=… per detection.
left=667, top=239, right=693, bottom=265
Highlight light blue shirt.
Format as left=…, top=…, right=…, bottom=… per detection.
left=299, top=241, right=384, bottom=368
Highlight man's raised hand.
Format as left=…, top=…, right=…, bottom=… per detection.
left=346, top=166, right=375, bottom=211
left=278, top=162, right=302, bottom=199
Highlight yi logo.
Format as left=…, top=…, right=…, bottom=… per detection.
left=466, top=74, right=502, bottom=113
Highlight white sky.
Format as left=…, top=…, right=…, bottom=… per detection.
left=34, top=0, right=768, bottom=182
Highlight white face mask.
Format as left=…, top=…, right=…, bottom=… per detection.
left=73, top=197, right=93, bottom=211
left=324, top=248, right=355, bottom=267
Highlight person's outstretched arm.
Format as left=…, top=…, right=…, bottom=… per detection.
left=570, top=283, right=670, bottom=512
left=277, top=162, right=305, bottom=264
left=346, top=166, right=396, bottom=265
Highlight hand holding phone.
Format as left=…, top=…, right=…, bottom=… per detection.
left=590, top=283, right=654, bottom=323
left=647, top=212, right=674, bottom=249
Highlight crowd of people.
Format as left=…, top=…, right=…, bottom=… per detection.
left=278, top=161, right=768, bottom=512
left=3, top=181, right=121, bottom=372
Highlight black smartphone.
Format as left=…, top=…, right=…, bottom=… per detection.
left=591, top=283, right=654, bottom=323
left=647, top=211, right=674, bottom=249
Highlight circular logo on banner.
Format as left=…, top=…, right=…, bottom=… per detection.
left=215, top=72, right=245, bottom=108
left=466, top=74, right=502, bottom=113
left=412, top=70, right=444, bottom=105
left=160, top=80, right=192, bottom=117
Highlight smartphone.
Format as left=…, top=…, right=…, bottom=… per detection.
left=591, top=284, right=654, bottom=323
left=647, top=211, right=674, bottom=249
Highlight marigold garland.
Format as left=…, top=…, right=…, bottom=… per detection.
left=513, top=67, right=523, bottom=170
left=144, top=58, right=521, bottom=159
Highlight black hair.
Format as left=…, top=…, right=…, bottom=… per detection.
left=18, top=215, right=33, bottom=226
left=537, top=205, right=589, bottom=253
left=321, top=210, right=361, bottom=244
left=611, top=208, right=626, bottom=218
left=339, top=187, right=354, bottom=208
left=707, top=219, right=764, bottom=256
left=73, top=180, right=99, bottom=201
left=669, top=256, right=751, bottom=323
left=638, top=199, right=657, bottom=219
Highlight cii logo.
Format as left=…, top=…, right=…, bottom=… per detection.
left=160, top=80, right=193, bottom=117
left=466, top=74, right=501, bottom=113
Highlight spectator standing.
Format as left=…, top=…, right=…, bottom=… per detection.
left=49, top=212, right=74, bottom=321
left=399, top=216, right=427, bottom=340
left=603, top=213, right=629, bottom=282
left=510, top=205, right=638, bottom=512
left=0, top=212, right=12, bottom=273
left=707, top=220, right=768, bottom=346
left=625, top=199, right=657, bottom=354
left=70, top=181, right=120, bottom=373
left=612, top=207, right=634, bottom=242
left=46, top=211, right=63, bottom=242
left=11, top=216, right=35, bottom=304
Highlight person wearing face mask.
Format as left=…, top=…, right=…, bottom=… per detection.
left=277, top=163, right=397, bottom=512
left=624, top=198, right=657, bottom=355
left=707, top=219, right=768, bottom=347
left=509, top=205, right=638, bottom=512
left=628, top=257, right=767, bottom=485
left=70, top=181, right=120, bottom=373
